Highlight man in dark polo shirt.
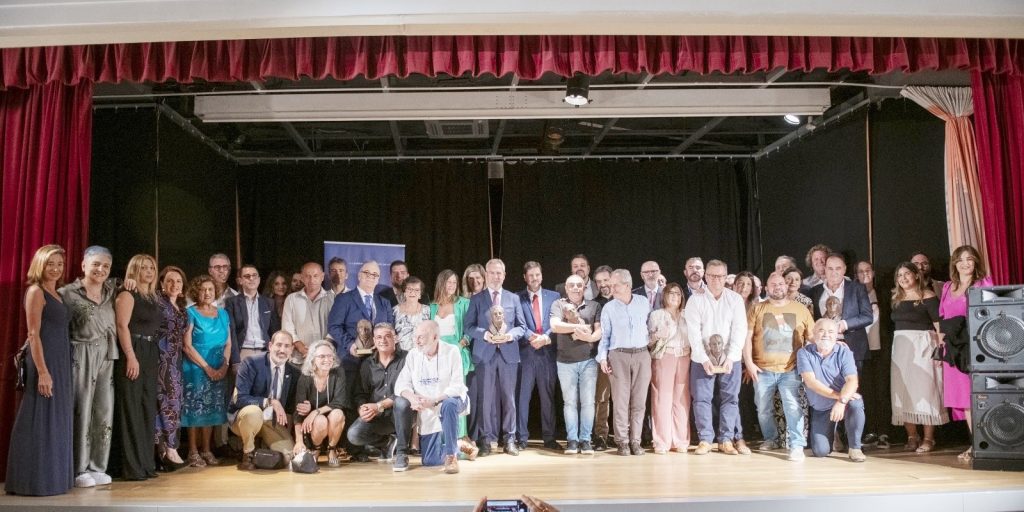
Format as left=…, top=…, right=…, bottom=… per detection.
left=346, top=322, right=412, bottom=468
left=550, top=275, right=603, bottom=455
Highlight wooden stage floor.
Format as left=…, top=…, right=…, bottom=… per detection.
left=2, top=443, right=1023, bottom=511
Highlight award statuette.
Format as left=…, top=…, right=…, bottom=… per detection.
left=488, top=305, right=511, bottom=343
left=354, top=319, right=375, bottom=355
left=706, top=334, right=729, bottom=374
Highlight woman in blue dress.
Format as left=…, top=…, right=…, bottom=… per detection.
left=180, top=274, right=232, bottom=467
left=5, top=244, right=74, bottom=496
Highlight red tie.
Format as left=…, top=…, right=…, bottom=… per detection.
left=532, top=294, right=543, bottom=334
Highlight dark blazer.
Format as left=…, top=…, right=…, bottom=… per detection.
left=232, top=352, right=299, bottom=414
left=809, top=280, right=874, bottom=361
left=555, top=279, right=599, bottom=300
left=465, top=288, right=526, bottom=365
left=633, top=285, right=663, bottom=310
left=328, top=288, right=395, bottom=370
left=225, top=293, right=279, bottom=365
left=518, top=288, right=560, bottom=360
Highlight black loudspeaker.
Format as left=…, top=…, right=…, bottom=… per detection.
left=971, top=372, right=1024, bottom=471
left=968, top=286, right=1024, bottom=373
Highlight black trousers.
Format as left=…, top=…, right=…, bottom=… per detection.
left=113, top=335, right=158, bottom=480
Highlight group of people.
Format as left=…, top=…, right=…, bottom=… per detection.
left=5, top=243, right=991, bottom=496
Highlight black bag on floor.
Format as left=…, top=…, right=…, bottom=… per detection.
left=252, top=449, right=286, bottom=470
left=291, top=451, right=318, bottom=473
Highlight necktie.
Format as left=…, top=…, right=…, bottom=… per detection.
left=532, top=294, right=543, bottom=334
left=492, top=290, right=499, bottom=307
left=270, top=366, right=280, bottom=401
left=648, top=290, right=656, bottom=307
left=363, top=294, right=373, bottom=318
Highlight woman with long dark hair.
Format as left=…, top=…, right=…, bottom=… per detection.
left=155, top=265, right=188, bottom=470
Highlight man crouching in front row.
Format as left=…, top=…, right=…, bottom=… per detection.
left=394, top=320, right=469, bottom=473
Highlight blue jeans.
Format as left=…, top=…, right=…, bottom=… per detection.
left=418, top=396, right=467, bottom=466
left=557, top=359, right=598, bottom=442
left=690, top=361, right=742, bottom=443
left=753, top=370, right=805, bottom=448
left=808, top=398, right=865, bottom=457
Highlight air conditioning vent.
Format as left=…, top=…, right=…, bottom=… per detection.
left=425, top=120, right=489, bottom=139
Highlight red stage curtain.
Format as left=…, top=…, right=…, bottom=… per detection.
left=0, top=82, right=93, bottom=480
left=971, top=71, right=1024, bottom=285
left=2, top=36, right=1022, bottom=88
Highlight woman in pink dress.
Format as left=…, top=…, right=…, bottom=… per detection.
left=938, top=245, right=992, bottom=462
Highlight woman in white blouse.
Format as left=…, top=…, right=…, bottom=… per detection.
left=647, top=282, right=691, bottom=454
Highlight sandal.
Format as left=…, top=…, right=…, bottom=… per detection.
left=958, top=447, right=973, bottom=463
left=188, top=452, right=206, bottom=468
left=327, top=446, right=340, bottom=467
left=916, top=438, right=936, bottom=453
left=200, top=451, right=220, bottom=466
left=905, top=436, right=920, bottom=452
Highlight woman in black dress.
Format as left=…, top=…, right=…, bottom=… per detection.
left=113, top=254, right=162, bottom=480
left=5, top=244, right=74, bottom=496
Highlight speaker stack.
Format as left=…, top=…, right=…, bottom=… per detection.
left=968, top=285, right=1024, bottom=471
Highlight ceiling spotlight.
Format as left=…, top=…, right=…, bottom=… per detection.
left=784, top=114, right=801, bottom=125
left=564, top=74, right=591, bottom=107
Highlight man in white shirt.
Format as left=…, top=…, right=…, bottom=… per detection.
left=281, top=262, right=335, bottom=366
left=685, top=259, right=750, bottom=456
left=207, top=253, right=239, bottom=308
left=394, top=320, right=468, bottom=474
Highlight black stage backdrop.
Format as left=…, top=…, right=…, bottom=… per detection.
left=237, top=162, right=492, bottom=288
left=499, top=159, right=758, bottom=291
left=754, top=99, right=949, bottom=442
left=92, top=109, right=237, bottom=281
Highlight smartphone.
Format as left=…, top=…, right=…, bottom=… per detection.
left=485, top=499, right=528, bottom=512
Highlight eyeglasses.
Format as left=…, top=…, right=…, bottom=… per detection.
left=705, top=274, right=728, bottom=280
left=566, top=283, right=585, bottom=288
left=240, top=273, right=259, bottom=279
left=360, top=271, right=381, bottom=278
left=314, top=354, right=335, bottom=360
left=640, top=270, right=659, bottom=275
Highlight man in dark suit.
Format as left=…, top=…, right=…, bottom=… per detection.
left=465, top=258, right=526, bottom=456
left=633, top=260, right=664, bottom=309
left=554, top=254, right=599, bottom=300
left=231, top=331, right=300, bottom=470
left=516, top=261, right=562, bottom=451
left=226, top=264, right=279, bottom=366
left=328, top=260, right=396, bottom=391
left=808, top=253, right=874, bottom=371
left=683, top=257, right=707, bottom=300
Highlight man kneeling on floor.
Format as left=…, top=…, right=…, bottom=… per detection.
left=394, top=319, right=469, bottom=473
left=231, top=331, right=300, bottom=470
left=346, top=322, right=413, bottom=466
left=797, top=318, right=867, bottom=462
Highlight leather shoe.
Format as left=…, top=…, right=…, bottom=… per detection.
left=629, top=441, right=645, bottom=456
left=617, top=444, right=630, bottom=456
left=517, top=440, right=529, bottom=451
left=236, top=452, right=255, bottom=471
left=593, top=437, right=608, bottom=452
left=478, top=442, right=492, bottom=457
left=694, top=441, right=712, bottom=455
left=720, top=441, right=739, bottom=455
left=504, top=441, right=520, bottom=456
left=543, top=439, right=564, bottom=451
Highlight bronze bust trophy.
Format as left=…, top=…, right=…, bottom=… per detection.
left=488, top=305, right=511, bottom=343
left=354, top=319, right=375, bottom=355
left=824, top=296, right=842, bottom=321
left=706, top=334, right=728, bottom=373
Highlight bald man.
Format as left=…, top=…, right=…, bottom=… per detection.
left=281, top=262, right=335, bottom=366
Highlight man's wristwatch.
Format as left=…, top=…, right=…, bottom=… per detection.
left=376, top=401, right=384, bottom=413
left=840, top=397, right=850, bottom=405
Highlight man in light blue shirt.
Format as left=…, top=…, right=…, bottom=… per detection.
left=597, top=269, right=651, bottom=456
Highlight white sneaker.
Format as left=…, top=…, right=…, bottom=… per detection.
left=788, top=447, right=806, bottom=461
left=760, top=440, right=781, bottom=451
left=89, top=472, right=112, bottom=485
left=74, top=473, right=96, bottom=488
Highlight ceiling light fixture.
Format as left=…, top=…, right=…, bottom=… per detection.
left=564, top=74, right=591, bottom=107
left=784, top=114, right=801, bottom=125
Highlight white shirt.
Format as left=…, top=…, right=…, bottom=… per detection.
left=684, top=288, right=748, bottom=364
left=281, top=288, right=335, bottom=365
left=213, top=286, right=238, bottom=309
left=394, top=341, right=468, bottom=435
left=582, top=279, right=596, bottom=301
left=243, top=293, right=265, bottom=349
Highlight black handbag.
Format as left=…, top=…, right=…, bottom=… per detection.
left=252, top=448, right=286, bottom=470
left=290, top=451, right=318, bottom=474
left=13, top=341, right=28, bottom=391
